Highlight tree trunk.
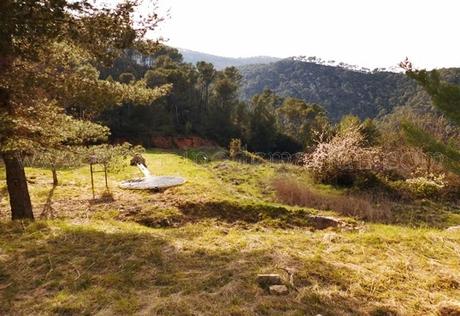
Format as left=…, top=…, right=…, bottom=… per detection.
left=52, top=167, right=58, bottom=186
left=204, top=84, right=209, bottom=111
left=2, top=152, right=34, bottom=220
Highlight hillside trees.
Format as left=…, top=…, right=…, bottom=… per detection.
left=276, top=98, right=330, bottom=148
left=145, top=56, right=199, bottom=132
left=204, top=67, right=243, bottom=144
left=101, top=55, right=248, bottom=145
left=0, top=0, right=168, bottom=220
left=400, top=59, right=460, bottom=174
left=196, top=61, right=216, bottom=113
left=337, top=115, right=379, bottom=146
left=247, top=90, right=280, bottom=152
left=102, top=51, right=353, bottom=153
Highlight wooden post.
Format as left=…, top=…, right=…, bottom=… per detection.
left=90, top=163, right=95, bottom=199
left=104, top=164, right=108, bottom=190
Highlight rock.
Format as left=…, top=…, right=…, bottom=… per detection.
left=256, top=274, right=282, bottom=288
left=446, top=225, right=460, bottom=232
left=269, top=284, right=289, bottom=295
left=307, top=215, right=342, bottom=230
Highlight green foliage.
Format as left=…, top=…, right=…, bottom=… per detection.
left=118, top=72, right=135, bottom=84
left=361, top=118, right=380, bottom=146
left=403, top=174, right=446, bottom=199
left=26, top=148, right=87, bottom=181
left=247, top=90, right=279, bottom=152
left=400, top=61, right=460, bottom=175
left=402, top=122, right=460, bottom=174
left=102, top=53, right=241, bottom=144
left=403, top=62, right=460, bottom=125
left=0, top=0, right=169, bottom=219
left=0, top=42, right=168, bottom=153
left=277, top=98, right=330, bottom=149
left=87, top=143, right=145, bottom=173
left=337, top=115, right=361, bottom=135
left=338, top=115, right=379, bottom=146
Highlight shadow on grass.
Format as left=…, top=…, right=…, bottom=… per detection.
left=123, top=199, right=346, bottom=230
left=0, top=221, right=379, bottom=316
left=40, top=185, right=57, bottom=219
left=178, top=200, right=345, bottom=230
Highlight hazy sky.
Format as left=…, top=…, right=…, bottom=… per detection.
left=152, top=0, right=460, bottom=69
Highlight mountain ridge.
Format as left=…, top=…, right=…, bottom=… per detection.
left=178, top=48, right=281, bottom=69
left=239, top=58, right=426, bottom=121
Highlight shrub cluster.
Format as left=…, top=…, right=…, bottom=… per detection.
left=303, top=126, right=384, bottom=187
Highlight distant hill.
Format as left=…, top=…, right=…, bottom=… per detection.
left=178, top=48, right=281, bottom=69
left=106, top=48, right=460, bottom=122
left=239, top=58, right=460, bottom=121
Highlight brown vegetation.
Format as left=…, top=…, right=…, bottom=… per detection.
left=273, top=176, right=392, bottom=222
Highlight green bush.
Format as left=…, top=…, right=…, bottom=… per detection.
left=405, top=174, right=446, bottom=198
left=390, top=174, right=446, bottom=199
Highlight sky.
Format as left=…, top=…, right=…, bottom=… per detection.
left=150, top=0, right=460, bottom=69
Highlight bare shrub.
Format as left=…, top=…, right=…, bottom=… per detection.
left=272, top=177, right=392, bottom=222
left=304, top=126, right=384, bottom=186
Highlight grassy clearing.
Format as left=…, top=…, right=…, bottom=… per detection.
left=0, top=150, right=460, bottom=315
left=1, top=220, right=459, bottom=315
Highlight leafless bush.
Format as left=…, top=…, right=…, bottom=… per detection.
left=272, top=177, right=392, bottom=222
left=304, top=126, right=385, bottom=186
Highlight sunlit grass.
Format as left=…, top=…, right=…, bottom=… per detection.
left=0, top=150, right=459, bottom=315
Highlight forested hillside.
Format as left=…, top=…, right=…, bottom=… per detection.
left=96, top=47, right=460, bottom=153
left=239, top=58, right=460, bottom=120
left=101, top=47, right=460, bottom=123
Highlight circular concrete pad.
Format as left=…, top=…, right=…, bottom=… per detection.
left=120, top=176, right=186, bottom=190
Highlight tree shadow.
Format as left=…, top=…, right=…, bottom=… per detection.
left=88, top=190, right=115, bottom=205
left=39, top=184, right=57, bottom=219
left=0, top=221, right=386, bottom=316
left=122, top=199, right=346, bottom=230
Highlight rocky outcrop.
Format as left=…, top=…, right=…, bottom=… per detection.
left=173, top=136, right=216, bottom=149
left=151, top=136, right=174, bottom=149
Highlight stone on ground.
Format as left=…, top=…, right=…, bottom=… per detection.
left=446, top=225, right=460, bottom=232
left=269, top=284, right=289, bottom=295
left=256, top=274, right=282, bottom=288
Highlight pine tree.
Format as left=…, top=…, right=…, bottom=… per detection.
left=0, top=0, right=169, bottom=220
left=400, top=58, right=460, bottom=174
